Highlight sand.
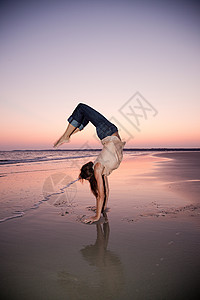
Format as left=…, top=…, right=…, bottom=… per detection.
left=0, top=151, right=200, bottom=299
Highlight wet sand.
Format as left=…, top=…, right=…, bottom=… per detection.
left=0, top=152, right=200, bottom=299
left=152, top=152, right=200, bottom=205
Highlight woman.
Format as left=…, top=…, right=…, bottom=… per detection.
left=54, top=103, right=125, bottom=224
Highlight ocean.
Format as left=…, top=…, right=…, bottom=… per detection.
left=1, top=149, right=198, bottom=224
left=0, top=150, right=100, bottom=223
left=0, top=149, right=147, bottom=223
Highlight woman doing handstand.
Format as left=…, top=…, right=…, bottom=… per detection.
left=54, top=103, right=125, bottom=224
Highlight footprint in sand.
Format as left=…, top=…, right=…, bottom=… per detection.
left=87, top=206, right=96, bottom=211
left=168, top=240, right=174, bottom=245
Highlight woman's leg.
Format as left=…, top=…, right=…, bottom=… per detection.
left=68, top=103, right=107, bottom=129
left=54, top=104, right=90, bottom=148
left=71, top=127, right=81, bottom=135
left=68, top=103, right=118, bottom=140
left=54, top=103, right=118, bottom=147
left=54, top=123, right=78, bottom=148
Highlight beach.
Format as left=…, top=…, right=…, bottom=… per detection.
left=0, top=150, right=200, bottom=299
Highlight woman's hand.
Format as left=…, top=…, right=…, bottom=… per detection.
left=83, top=216, right=100, bottom=224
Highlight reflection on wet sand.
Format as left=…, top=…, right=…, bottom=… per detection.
left=57, top=213, right=124, bottom=300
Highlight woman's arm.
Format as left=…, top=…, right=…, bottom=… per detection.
left=84, top=163, right=105, bottom=224
left=103, top=175, right=109, bottom=211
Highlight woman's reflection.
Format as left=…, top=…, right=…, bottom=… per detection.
left=80, top=213, right=124, bottom=297
left=57, top=214, right=124, bottom=299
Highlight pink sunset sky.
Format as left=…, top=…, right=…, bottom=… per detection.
left=0, top=0, right=199, bottom=150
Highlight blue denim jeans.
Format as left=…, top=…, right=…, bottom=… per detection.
left=67, top=103, right=118, bottom=140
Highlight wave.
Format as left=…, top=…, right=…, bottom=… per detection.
left=0, top=212, right=25, bottom=223
left=0, top=151, right=98, bottom=166
left=0, top=178, right=79, bottom=224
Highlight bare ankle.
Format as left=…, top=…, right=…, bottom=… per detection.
left=63, top=133, right=70, bottom=139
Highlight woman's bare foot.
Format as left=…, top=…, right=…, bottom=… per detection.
left=54, top=135, right=70, bottom=148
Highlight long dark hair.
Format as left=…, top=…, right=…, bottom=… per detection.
left=79, top=161, right=98, bottom=198
left=79, top=162, right=106, bottom=211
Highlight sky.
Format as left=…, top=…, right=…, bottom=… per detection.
left=0, top=0, right=200, bottom=150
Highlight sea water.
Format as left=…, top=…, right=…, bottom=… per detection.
left=0, top=149, right=144, bottom=223
left=0, top=150, right=101, bottom=222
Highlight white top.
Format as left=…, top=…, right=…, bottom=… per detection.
left=94, top=136, right=126, bottom=176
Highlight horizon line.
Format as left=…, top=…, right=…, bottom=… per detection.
left=1, top=147, right=200, bottom=152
